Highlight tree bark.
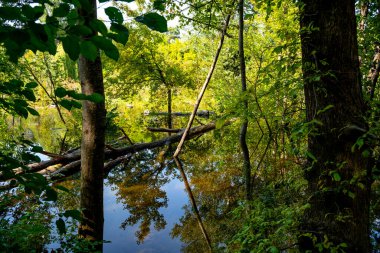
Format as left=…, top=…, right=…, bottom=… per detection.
left=77, top=0, right=106, bottom=249
left=299, top=0, right=371, bottom=252
left=238, top=0, right=252, bottom=201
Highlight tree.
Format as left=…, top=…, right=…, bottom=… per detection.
left=77, top=0, right=106, bottom=248
left=0, top=0, right=167, bottom=250
left=298, top=0, right=371, bottom=251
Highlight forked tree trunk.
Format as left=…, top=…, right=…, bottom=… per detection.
left=78, top=0, right=106, bottom=250
left=299, top=0, right=371, bottom=252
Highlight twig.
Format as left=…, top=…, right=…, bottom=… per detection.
left=119, top=127, right=134, bottom=145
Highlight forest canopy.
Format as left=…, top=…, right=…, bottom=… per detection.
left=0, top=0, right=379, bottom=252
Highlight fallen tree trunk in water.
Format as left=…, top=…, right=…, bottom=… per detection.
left=144, top=110, right=215, bottom=118
left=0, top=121, right=226, bottom=189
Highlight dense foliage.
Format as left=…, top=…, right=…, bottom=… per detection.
left=0, top=0, right=379, bottom=252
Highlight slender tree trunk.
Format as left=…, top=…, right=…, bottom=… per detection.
left=359, top=1, right=369, bottom=31
left=167, top=88, right=172, bottom=133
left=299, top=1, right=371, bottom=252
left=78, top=0, right=106, bottom=250
left=238, top=0, right=252, bottom=201
left=369, top=43, right=380, bottom=100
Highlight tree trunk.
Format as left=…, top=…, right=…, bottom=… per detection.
left=167, top=88, right=172, bottom=134
left=77, top=0, right=106, bottom=250
left=298, top=0, right=371, bottom=252
left=238, top=0, right=252, bottom=201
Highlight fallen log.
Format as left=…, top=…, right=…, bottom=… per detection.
left=147, top=127, right=183, bottom=133
left=0, top=121, right=227, bottom=189
left=144, top=110, right=215, bottom=118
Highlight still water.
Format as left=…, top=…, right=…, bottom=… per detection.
left=103, top=178, right=187, bottom=253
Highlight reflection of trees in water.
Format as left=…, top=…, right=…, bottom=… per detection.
left=107, top=150, right=173, bottom=243
left=0, top=191, right=53, bottom=252
left=171, top=153, right=244, bottom=252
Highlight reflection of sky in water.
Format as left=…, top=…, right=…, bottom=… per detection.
left=103, top=179, right=187, bottom=253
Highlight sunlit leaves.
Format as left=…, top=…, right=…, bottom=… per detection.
left=135, top=13, right=168, bottom=33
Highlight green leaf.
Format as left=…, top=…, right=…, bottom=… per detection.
left=22, top=5, right=44, bottom=20
left=53, top=3, right=70, bottom=17
left=362, top=149, right=370, bottom=158
left=135, top=13, right=168, bottom=33
left=54, top=185, right=70, bottom=193
left=14, top=104, right=29, bottom=118
left=153, top=0, right=166, bottom=11
left=317, top=104, right=334, bottom=115
left=44, top=187, right=58, bottom=201
left=105, top=7, right=123, bottom=24
left=305, top=151, right=317, bottom=162
left=109, top=23, right=129, bottom=45
left=68, top=25, right=93, bottom=36
left=215, top=118, right=226, bottom=129
left=31, top=146, right=43, bottom=152
left=348, top=191, right=355, bottom=199
left=14, top=99, right=28, bottom=107
left=71, top=100, right=82, bottom=109
left=67, top=10, right=79, bottom=26
left=331, top=171, right=341, bottom=182
left=56, top=218, right=66, bottom=235
left=59, top=99, right=73, bottom=111
left=89, top=19, right=108, bottom=35
left=272, top=45, right=283, bottom=54
left=22, top=89, right=36, bottom=101
left=55, top=87, right=67, bottom=98
left=63, top=210, right=82, bottom=221
left=25, top=82, right=38, bottom=89
left=267, top=246, right=280, bottom=253
left=61, top=35, right=80, bottom=61
left=80, top=40, right=98, bottom=61
left=78, top=0, right=92, bottom=10
left=86, top=93, right=104, bottom=103
left=67, top=90, right=87, bottom=100
left=9, top=79, right=23, bottom=89
left=26, top=107, right=39, bottom=116
left=0, top=7, right=22, bottom=20
left=21, top=152, right=41, bottom=163
left=91, top=36, right=119, bottom=60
